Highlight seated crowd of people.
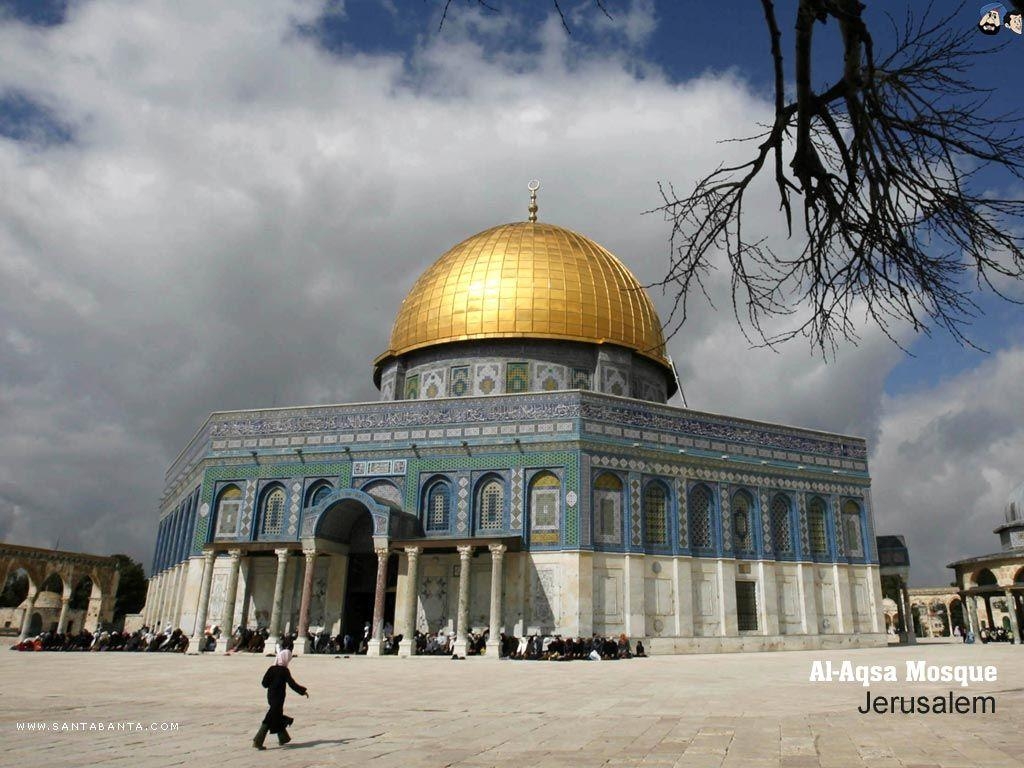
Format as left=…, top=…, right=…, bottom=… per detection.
left=978, top=626, right=1015, bottom=643
left=12, top=622, right=647, bottom=660
left=409, top=628, right=646, bottom=660
left=306, top=623, right=404, bottom=655
left=10, top=625, right=190, bottom=652
left=502, top=632, right=644, bottom=660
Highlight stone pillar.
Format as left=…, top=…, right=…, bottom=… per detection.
left=215, top=549, right=242, bottom=653
left=189, top=551, right=217, bottom=649
left=366, top=546, right=390, bottom=657
left=1004, top=589, right=1020, bottom=642
left=967, top=594, right=980, bottom=634
left=267, top=549, right=290, bottom=650
left=18, top=592, right=37, bottom=640
left=901, top=582, right=917, bottom=645
left=238, top=557, right=252, bottom=629
left=56, top=596, right=70, bottom=635
left=294, top=549, right=318, bottom=654
left=159, top=570, right=175, bottom=628
left=984, top=594, right=995, bottom=629
left=453, top=544, right=473, bottom=657
left=398, top=547, right=422, bottom=657
left=486, top=544, right=507, bottom=658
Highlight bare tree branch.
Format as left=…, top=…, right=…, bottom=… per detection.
left=653, top=0, right=1024, bottom=355
left=435, top=1, right=1024, bottom=355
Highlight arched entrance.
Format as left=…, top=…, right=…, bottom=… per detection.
left=950, top=598, right=964, bottom=635
left=303, top=492, right=403, bottom=648
left=28, top=612, right=42, bottom=636
left=333, top=506, right=397, bottom=643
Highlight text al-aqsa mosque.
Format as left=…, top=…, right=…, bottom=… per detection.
left=141, top=190, right=887, bottom=655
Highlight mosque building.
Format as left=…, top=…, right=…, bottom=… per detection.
left=140, top=188, right=886, bottom=654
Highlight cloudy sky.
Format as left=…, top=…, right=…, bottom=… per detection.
left=0, top=0, right=1021, bottom=586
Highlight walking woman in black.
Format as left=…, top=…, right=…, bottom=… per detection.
left=253, top=649, right=309, bottom=749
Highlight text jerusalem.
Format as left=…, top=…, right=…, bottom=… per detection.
left=809, top=661, right=998, bottom=715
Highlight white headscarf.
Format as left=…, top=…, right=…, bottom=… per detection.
left=276, top=649, right=292, bottom=668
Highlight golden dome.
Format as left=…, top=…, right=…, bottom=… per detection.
left=375, top=221, right=669, bottom=373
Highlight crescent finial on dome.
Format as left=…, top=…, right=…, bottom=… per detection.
left=528, top=179, right=540, bottom=222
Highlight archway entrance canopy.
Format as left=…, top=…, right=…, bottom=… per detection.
left=301, top=487, right=422, bottom=548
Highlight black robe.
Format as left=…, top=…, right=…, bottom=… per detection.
left=261, top=665, right=307, bottom=733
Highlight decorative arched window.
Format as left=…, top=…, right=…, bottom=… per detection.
left=808, top=496, right=828, bottom=555
left=731, top=490, right=754, bottom=553
left=593, top=472, right=623, bottom=544
left=477, top=477, right=505, bottom=531
left=770, top=493, right=793, bottom=555
left=643, top=482, right=668, bottom=546
left=530, top=472, right=560, bottom=534
left=425, top=480, right=451, bottom=532
left=305, top=481, right=333, bottom=508
left=214, top=485, right=243, bottom=537
left=842, top=500, right=864, bottom=556
left=688, top=483, right=713, bottom=550
left=260, top=486, right=285, bottom=536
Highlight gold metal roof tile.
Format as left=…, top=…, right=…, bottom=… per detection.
left=375, top=221, right=669, bottom=371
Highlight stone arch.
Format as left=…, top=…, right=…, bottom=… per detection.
left=71, top=573, right=100, bottom=609
left=0, top=567, right=31, bottom=608
left=973, top=568, right=998, bottom=588
left=301, top=487, right=420, bottom=545
left=949, top=598, right=965, bottom=635
left=39, top=571, right=64, bottom=596
left=0, top=544, right=118, bottom=638
left=1014, top=567, right=1024, bottom=585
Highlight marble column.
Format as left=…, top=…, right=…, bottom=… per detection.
left=901, top=582, right=917, bottom=644
left=453, top=544, right=474, bottom=657
left=294, top=549, right=317, bottom=654
left=18, top=592, right=37, bottom=640
left=366, top=546, right=390, bottom=657
left=215, top=549, right=242, bottom=653
left=142, top=578, right=155, bottom=626
left=486, top=544, right=506, bottom=658
left=266, top=549, right=290, bottom=651
left=969, top=595, right=981, bottom=634
left=398, top=547, right=421, bottom=657
left=189, top=550, right=217, bottom=649
left=56, top=596, right=70, bottom=635
left=151, top=573, right=164, bottom=626
left=238, top=557, right=252, bottom=629
left=1004, top=589, right=1020, bottom=642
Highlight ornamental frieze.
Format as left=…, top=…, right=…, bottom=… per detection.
left=579, top=400, right=866, bottom=460
left=590, top=453, right=868, bottom=498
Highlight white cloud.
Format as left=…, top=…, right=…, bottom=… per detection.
left=0, top=0, right=1018, bottom=582
left=871, top=347, right=1024, bottom=586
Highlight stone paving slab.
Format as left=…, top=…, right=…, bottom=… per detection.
left=0, top=640, right=1021, bottom=767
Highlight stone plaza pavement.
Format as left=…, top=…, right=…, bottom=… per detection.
left=0, top=640, right=1021, bottom=768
